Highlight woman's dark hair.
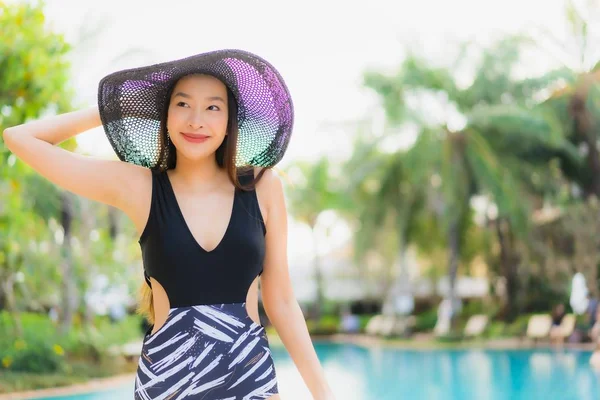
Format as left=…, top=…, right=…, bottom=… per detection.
left=137, top=74, right=269, bottom=324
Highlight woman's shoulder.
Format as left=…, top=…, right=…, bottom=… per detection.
left=254, top=167, right=284, bottom=204
left=117, top=166, right=154, bottom=239
left=251, top=167, right=282, bottom=192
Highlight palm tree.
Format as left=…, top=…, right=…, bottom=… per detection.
left=285, top=158, right=351, bottom=319
left=522, top=0, right=600, bottom=199
left=362, top=36, right=576, bottom=322
left=343, top=131, right=431, bottom=315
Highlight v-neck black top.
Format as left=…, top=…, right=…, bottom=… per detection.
left=138, top=169, right=266, bottom=307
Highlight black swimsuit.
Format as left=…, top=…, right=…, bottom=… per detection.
left=134, top=169, right=278, bottom=400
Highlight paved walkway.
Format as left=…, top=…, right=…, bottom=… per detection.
left=0, top=373, right=135, bottom=400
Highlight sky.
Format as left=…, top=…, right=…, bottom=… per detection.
left=35, top=0, right=581, bottom=285
left=40, top=0, right=573, bottom=164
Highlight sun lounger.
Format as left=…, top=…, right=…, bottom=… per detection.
left=434, top=315, right=451, bottom=337
left=464, top=314, right=488, bottom=338
left=526, top=314, right=552, bottom=343
left=365, top=314, right=384, bottom=336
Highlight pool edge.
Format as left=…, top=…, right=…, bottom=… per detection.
left=0, top=373, right=135, bottom=400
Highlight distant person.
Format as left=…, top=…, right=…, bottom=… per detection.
left=551, top=304, right=566, bottom=327
left=590, top=307, right=600, bottom=343
left=587, top=293, right=599, bottom=330
left=340, top=307, right=360, bottom=333
left=549, top=304, right=566, bottom=345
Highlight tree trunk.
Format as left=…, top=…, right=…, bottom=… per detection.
left=108, top=205, right=119, bottom=240
left=1, top=275, right=22, bottom=336
left=59, top=192, right=77, bottom=334
left=570, top=76, right=600, bottom=198
left=447, top=218, right=460, bottom=328
left=495, top=217, right=520, bottom=322
left=81, top=200, right=97, bottom=328
left=383, top=234, right=410, bottom=317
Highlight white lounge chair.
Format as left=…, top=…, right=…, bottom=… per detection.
left=434, top=315, right=451, bottom=337
left=379, top=315, right=397, bottom=337
left=365, top=314, right=384, bottom=336
left=464, top=314, right=488, bottom=338
left=526, top=314, right=552, bottom=343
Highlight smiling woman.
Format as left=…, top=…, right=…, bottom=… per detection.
left=4, top=49, right=335, bottom=400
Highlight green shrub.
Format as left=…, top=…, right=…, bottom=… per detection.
left=9, top=341, right=65, bottom=373
left=306, top=314, right=340, bottom=335
left=435, top=333, right=464, bottom=343
left=414, top=309, right=438, bottom=332
left=485, top=321, right=506, bottom=338
left=461, top=300, right=486, bottom=317
left=505, top=315, right=530, bottom=336
left=61, top=332, right=105, bottom=362
left=0, top=311, right=143, bottom=373
left=358, top=315, right=373, bottom=331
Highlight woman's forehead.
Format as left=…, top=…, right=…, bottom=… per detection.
left=174, top=74, right=227, bottom=94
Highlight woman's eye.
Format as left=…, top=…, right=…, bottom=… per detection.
left=208, top=105, right=220, bottom=111
left=176, top=102, right=189, bottom=107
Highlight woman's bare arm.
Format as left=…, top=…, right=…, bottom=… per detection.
left=259, top=169, right=335, bottom=400
left=3, top=106, right=148, bottom=221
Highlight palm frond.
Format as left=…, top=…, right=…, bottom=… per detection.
left=466, top=129, right=530, bottom=236
left=467, top=104, right=580, bottom=162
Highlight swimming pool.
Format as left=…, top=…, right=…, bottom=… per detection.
left=35, top=342, right=599, bottom=400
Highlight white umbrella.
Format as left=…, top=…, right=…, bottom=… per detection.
left=570, top=272, right=589, bottom=315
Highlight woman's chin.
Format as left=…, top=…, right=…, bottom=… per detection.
left=176, top=148, right=219, bottom=162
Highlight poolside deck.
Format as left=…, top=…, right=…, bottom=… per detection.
left=0, top=373, right=135, bottom=400
left=324, top=333, right=597, bottom=351
left=1, top=334, right=596, bottom=400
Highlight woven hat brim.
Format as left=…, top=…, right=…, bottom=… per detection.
left=98, top=49, right=294, bottom=169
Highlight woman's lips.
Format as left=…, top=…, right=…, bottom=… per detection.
left=181, top=133, right=210, bottom=143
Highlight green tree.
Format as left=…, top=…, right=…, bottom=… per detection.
left=0, top=1, right=74, bottom=334
left=285, top=158, right=352, bottom=319
left=363, top=36, right=575, bottom=322
left=521, top=0, right=600, bottom=199
left=343, top=131, right=432, bottom=314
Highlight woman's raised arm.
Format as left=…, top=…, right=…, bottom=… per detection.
left=3, top=106, right=148, bottom=217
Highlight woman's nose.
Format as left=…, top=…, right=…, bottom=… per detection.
left=188, top=111, right=205, bottom=129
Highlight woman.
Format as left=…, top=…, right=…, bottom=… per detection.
left=549, top=303, right=566, bottom=346
left=4, top=50, right=334, bottom=400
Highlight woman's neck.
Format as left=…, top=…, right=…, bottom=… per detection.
left=170, top=156, right=228, bottom=192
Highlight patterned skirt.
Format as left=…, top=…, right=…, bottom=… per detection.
left=134, top=302, right=278, bottom=400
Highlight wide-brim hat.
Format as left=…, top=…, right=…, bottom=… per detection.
left=98, top=49, right=294, bottom=169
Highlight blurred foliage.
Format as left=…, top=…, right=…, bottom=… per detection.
left=0, top=0, right=73, bottom=131
left=0, top=310, right=142, bottom=383
left=0, top=0, right=142, bottom=339
left=1, top=1, right=600, bottom=386
left=0, top=0, right=76, bottom=337
left=284, top=12, right=600, bottom=332
left=285, top=157, right=354, bottom=318
left=8, top=340, right=66, bottom=374
left=413, top=308, right=438, bottom=332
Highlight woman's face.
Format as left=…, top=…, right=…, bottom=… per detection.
left=166, top=74, right=229, bottom=162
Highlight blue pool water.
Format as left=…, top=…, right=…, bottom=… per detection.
left=36, top=343, right=599, bottom=400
